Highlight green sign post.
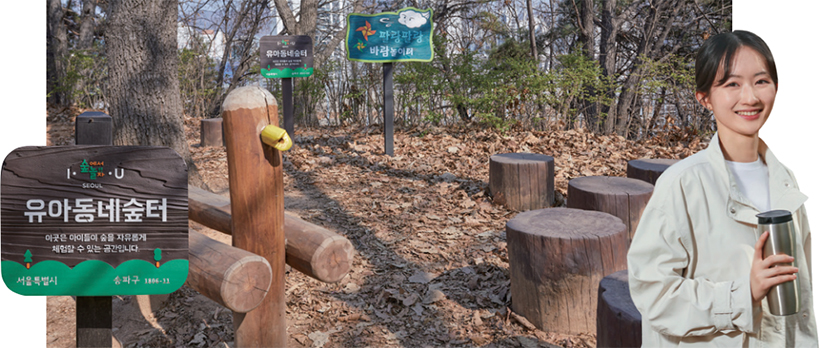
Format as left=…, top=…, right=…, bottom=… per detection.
left=260, top=35, right=314, bottom=78
left=260, top=35, right=314, bottom=140
left=346, top=7, right=434, bottom=156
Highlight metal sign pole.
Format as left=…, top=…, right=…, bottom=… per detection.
left=383, top=62, right=394, bottom=157
left=283, top=78, right=294, bottom=139
left=75, top=112, right=113, bottom=348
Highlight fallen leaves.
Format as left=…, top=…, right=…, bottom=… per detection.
left=47, top=105, right=708, bottom=348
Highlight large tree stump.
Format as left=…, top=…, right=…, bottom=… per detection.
left=567, top=176, right=653, bottom=244
left=597, top=270, right=641, bottom=348
left=507, top=208, right=628, bottom=335
left=200, top=117, right=224, bottom=147
left=489, top=153, right=554, bottom=211
left=626, top=158, right=679, bottom=185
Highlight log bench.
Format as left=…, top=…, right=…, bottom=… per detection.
left=567, top=176, right=653, bottom=244
left=597, top=270, right=641, bottom=348
left=188, top=185, right=355, bottom=283
left=507, top=208, right=628, bottom=335
left=489, top=153, right=555, bottom=211
left=200, top=117, right=224, bottom=147
left=626, top=158, right=679, bottom=185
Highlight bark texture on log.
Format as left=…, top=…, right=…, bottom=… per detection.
left=187, top=229, right=272, bottom=313
left=507, top=208, right=628, bottom=335
left=597, top=270, right=641, bottom=348
left=222, top=86, right=286, bottom=347
left=188, top=185, right=355, bottom=283
left=626, top=158, right=679, bottom=185
left=489, top=153, right=555, bottom=211
left=567, top=176, right=653, bottom=244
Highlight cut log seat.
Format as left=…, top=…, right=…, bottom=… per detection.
left=489, top=153, right=555, bottom=211
left=507, top=208, right=628, bottom=335
left=597, top=270, right=642, bottom=348
left=626, top=158, right=679, bottom=185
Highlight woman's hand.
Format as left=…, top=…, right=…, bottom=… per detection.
left=750, top=231, right=799, bottom=303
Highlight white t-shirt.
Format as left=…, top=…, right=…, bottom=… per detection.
left=726, top=156, right=771, bottom=212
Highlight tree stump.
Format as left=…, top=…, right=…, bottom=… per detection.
left=626, top=158, right=679, bottom=185
left=489, top=153, right=554, bottom=211
left=567, top=176, right=653, bottom=244
left=597, top=270, right=642, bottom=348
left=507, top=208, right=628, bottom=335
left=200, top=117, right=224, bottom=147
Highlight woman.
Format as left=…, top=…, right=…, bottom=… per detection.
left=627, top=30, right=818, bottom=346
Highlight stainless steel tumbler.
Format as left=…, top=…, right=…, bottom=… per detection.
left=756, top=210, right=800, bottom=316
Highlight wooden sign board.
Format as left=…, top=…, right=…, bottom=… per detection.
left=260, top=35, right=314, bottom=78
left=345, top=7, right=434, bottom=63
left=1, top=146, right=188, bottom=296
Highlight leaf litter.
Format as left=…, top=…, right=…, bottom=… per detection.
left=47, top=105, right=706, bottom=347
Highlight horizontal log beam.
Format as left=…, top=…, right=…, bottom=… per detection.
left=188, top=185, right=355, bottom=283
left=187, top=229, right=272, bottom=313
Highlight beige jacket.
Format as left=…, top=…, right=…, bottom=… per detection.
left=627, top=134, right=818, bottom=347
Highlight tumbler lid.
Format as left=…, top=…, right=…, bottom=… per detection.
left=757, top=210, right=793, bottom=224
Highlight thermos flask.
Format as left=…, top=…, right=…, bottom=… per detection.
left=756, top=210, right=800, bottom=316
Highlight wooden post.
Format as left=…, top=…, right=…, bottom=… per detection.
left=383, top=62, right=394, bottom=156
left=188, top=185, right=355, bottom=283
left=221, top=86, right=286, bottom=347
left=75, top=111, right=113, bottom=348
left=200, top=118, right=224, bottom=147
left=506, top=208, right=628, bottom=335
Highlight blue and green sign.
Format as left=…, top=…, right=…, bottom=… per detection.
left=1, top=146, right=189, bottom=296
left=346, top=7, right=434, bottom=63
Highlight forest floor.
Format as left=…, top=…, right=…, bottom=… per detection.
left=45, top=104, right=706, bottom=348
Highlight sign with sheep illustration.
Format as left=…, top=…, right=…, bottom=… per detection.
left=346, top=7, right=434, bottom=63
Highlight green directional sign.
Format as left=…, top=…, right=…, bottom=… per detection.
left=260, top=35, right=314, bottom=78
left=1, top=146, right=189, bottom=296
left=346, top=7, right=434, bottom=63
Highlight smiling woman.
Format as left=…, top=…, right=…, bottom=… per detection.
left=627, top=30, right=819, bottom=347
left=694, top=32, right=779, bottom=163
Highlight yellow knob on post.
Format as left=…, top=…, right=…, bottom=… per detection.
left=260, top=125, right=293, bottom=151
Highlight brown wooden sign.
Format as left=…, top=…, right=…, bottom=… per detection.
left=1, top=146, right=188, bottom=296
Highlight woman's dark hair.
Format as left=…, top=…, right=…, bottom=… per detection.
left=695, top=30, right=778, bottom=96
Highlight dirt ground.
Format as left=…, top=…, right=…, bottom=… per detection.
left=45, top=105, right=705, bottom=348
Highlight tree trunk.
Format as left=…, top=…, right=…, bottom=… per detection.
left=577, top=0, right=599, bottom=133
left=78, top=0, right=97, bottom=50
left=599, top=0, right=618, bottom=134
left=527, top=0, right=537, bottom=60
left=47, top=0, right=69, bottom=106
left=106, top=0, right=204, bottom=187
